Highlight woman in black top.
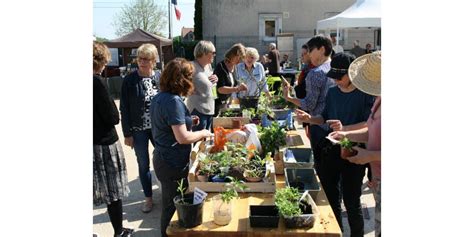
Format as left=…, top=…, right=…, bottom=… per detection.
left=213, top=43, right=248, bottom=116
left=93, top=42, right=133, bottom=237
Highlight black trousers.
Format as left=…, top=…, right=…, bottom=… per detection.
left=153, top=156, right=189, bottom=237
left=318, top=142, right=365, bottom=237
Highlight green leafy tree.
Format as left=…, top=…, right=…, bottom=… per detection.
left=194, top=0, right=202, bottom=40
left=113, top=0, right=167, bottom=37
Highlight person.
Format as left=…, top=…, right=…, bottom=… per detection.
left=236, top=47, right=271, bottom=98
left=280, top=54, right=289, bottom=68
left=93, top=41, right=134, bottom=237
left=365, top=43, right=373, bottom=54
left=328, top=51, right=381, bottom=237
left=267, top=42, right=280, bottom=76
left=186, top=40, right=218, bottom=131
left=350, top=40, right=365, bottom=58
left=330, top=33, right=344, bottom=54
left=260, top=54, right=270, bottom=73
left=294, top=52, right=375, bottom=237
left=282, top=35, right=334, bottom=172
left=213, top=43, right=248, bottom=116
left=293, top=44, right=315, bottom=138
left=120, top=43, right=161, bottom=213
left=150, top=58, right=213, bottom=237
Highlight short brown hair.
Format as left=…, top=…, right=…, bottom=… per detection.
left=160, top=58, right=194, bottom=96
left=224, top=43, right=245, bottom=62
left=93, top=41, right=111, bottom=71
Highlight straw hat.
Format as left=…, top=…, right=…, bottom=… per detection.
left=348, top=51, right=381, bottom=96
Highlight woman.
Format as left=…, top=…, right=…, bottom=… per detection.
left=328, top=51, right=381, bottom=237
left=294, top=52, right=375, bottom=237
left=294, top=44, right=316, bottom=138
left=120, top=43, right=160, bottom=213
left=93, top=41, right=133, bottom=237
left=151, top=58, right=212, bottom=237
left=213, top=43, right=248, bottom=116
left=235, top=47, right=271, bottom=98
left=186, top=40, right=218, bottom=130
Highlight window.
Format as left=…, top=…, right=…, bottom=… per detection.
left=265, top=20, right=276, bottom=37
left=259, top=14, right=282, bottom=41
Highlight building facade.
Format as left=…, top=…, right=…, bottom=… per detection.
left=202, top=0, right=380, bottom=64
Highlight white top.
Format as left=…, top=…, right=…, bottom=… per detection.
left=186, top=61, right=215, bottom=115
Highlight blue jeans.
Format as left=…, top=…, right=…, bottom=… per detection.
left=191, top=109, right=213, bottom=131
left=132, top=129, right=155, bottom=198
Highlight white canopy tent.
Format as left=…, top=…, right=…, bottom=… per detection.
left=317, top=0, right=381, bottom=47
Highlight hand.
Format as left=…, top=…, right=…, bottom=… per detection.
left=327, top=119, right=343, bottom=131
left=124, top=136, right=134, bottom=149
left=237, top=83, right=248, bottom=92
left=343, top=147, right=375, bottom=165
left=294, top=109, right=310, bottom=123
left=328, top=131, right=347, bottom=141
left=191, top=115, right=200, bottom=127
left=282, top=84, right=291, bottom=100
left=209, top=74, right=218, bottom=84
left=200, top=129, right=213, bottom=139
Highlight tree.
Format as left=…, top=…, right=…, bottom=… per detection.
left=194, top=0, right=202, bottom=40
left=113, top=0, right=167, bottom=37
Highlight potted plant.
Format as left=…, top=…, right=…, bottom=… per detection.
left=259, top=122, right=287, bottom=157
left=173, top=178, right=204, bottom=228
left=339, top=137, right=358, bottom=158
left=256, top=96, right=275, bottom=127
left=243, top=153, right=267, bottom=182
left=212, top=177, right=248, bottom=225
left=275, top=187, right=315, bottom=228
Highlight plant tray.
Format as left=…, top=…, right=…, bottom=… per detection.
left=249, top=205, right=279, bottom=228
left=284, top=168, right=321, bottom=201
left=188, top=149, right=276, bottom=193
left=283, top=198, right=317, bottom=229
left=271, top=108, right=291, bottom=120
left=283, top=148, right=314, bottom=169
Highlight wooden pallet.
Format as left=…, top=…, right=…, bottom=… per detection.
left=188, top=147, right=276, bottom=193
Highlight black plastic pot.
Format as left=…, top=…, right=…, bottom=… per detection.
left=173, top=192, right=204, bottom=228
left=283, top=201, right=315, bottom=228
left=240, top=96, right=259, bottom=109
left=249, top=205, right=280, bottom=228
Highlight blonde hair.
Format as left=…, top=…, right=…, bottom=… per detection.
left=93, top=41, right=111, bottom=71
left=245, top=47, right=259, bottom=59
left=224, top=43, right=245, bottom=62
left=194, top=40, right=215, bottom=58
left=137, top=43, right=159, bottom=62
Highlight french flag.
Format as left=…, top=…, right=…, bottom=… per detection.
left=172, top=0, right=181, bottom=21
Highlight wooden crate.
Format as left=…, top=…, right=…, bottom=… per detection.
left=213, top=116, right=250, bottom=129
left=188, top=150, right=276, bottom=193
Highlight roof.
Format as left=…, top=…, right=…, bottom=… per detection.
left=181, top=27, right=194, bottom=38
left=104, top=28, right=172, bottom=48
left=317, top=0, right=381, bottom=30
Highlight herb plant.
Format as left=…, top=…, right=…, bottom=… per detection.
left=275, top=187, right=303, bottom=217
left=259, top=122, right=287, bottom=155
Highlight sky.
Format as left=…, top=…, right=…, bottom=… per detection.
left=93, top=0, right=195, bottom=40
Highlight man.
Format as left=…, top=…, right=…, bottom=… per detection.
left=350, top=40, right=365, bottom=58
left=267, top=43, right=280, bottom=76
left=330, top=33, right=344, bottom=54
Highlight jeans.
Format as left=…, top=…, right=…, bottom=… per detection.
left=318, top=143, right=365, bottom=237
left=191, top=109, right=213, bottom=131
left=132, top=129, right=155, bottom=198
left=153, top=155, right=189, bottom=237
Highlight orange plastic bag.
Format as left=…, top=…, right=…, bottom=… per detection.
left=210, top=126, right=239, bottom=153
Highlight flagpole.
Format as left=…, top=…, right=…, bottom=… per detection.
left=168, top=0, right=172, bottom=39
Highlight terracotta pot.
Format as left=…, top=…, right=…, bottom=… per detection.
left=341, top=148, right=358, bottom=158
left=197, top=174, right=209, bottom=182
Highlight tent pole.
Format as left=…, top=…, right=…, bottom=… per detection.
left=336, top=27, right=340, bottom=46
left=168, top=0, right=172, bottom=39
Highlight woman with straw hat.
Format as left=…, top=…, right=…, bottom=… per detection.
left=328, top=51, right=381, bottom=237
left=294, top=52, right=376, bottom=236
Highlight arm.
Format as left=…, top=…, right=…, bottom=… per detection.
left=94, top=78, right=119, bottom=126
left=345, top=147, right=381, bottom=165
left=328, top=127, right=369, bottom=143
left=119, top=75, right=132, bottom=138
left=294, top=109, right=325, bottom=125
left=171, top=124, right=211, bottom=144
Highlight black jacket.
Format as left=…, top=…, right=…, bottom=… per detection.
left=120, top=70, right=160, bottom=137
left=93, top=75, right=119, bottom=145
